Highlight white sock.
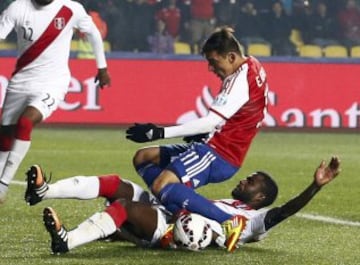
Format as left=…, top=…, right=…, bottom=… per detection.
left=0, top=181, right=8, bottom=201
left=0, top=139, right=30, bottom=186
left=67, top=212, right=117, bottom=250
left=0, top=151, right=10, bottom=175
left=44, top=176, right=99, bottom=200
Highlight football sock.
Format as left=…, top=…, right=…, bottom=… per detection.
left=0, top=139, right=30, bottom=188
left=98, top=174, right=121, bottom=198
left=135, top=162, right=162, bottom=188
left=0, top=116, right=33, bottom=190
left=45, top=176, right=99, bottom=200
left=0, top=151, right=9, bottom=175
left=0, top=151, right=10, bottom=200
left=67, top=212, right=117, bottom=250
left=158, top=183, right=232, bottom=223
left=105, top=200, right=128, bottom=227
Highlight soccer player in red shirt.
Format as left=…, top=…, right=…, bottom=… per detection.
left=126, top=27, right=269, bottom=251
left=155, top=0, right=181, bottom=39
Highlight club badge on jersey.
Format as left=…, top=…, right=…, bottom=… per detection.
left=54, top=17, right=66, bottom=30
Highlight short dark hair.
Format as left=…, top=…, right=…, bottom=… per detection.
left=201, top=26, right=244, bottom=56
left=256, top=171, right=278, bottom=208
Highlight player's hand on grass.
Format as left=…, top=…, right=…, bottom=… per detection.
left=95, top=68, right=111, bottom=89
left=314, top=156, right=340, bottom=187
left=126, top=123, right=164, bottom=143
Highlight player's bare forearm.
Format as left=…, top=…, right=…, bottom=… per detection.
left=264, top=156, right=340, bottom=230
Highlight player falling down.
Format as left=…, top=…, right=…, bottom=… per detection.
left=24, top=156, right=340, bottom=254
left=0, top=0, right=111, bottom=203
left=125, top=26, right=269, bottom=251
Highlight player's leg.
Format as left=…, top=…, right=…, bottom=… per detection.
left=0, top=125, right=16, bottom=201
left=43, top=200, right=160, bottom=253
left=0, top=92, right=59, bottom=202
left=25, top=164, right=103, bottom=205
left=153, top=170, right=233, bottom=223
left=25, top=166, right=146, bottom=206
left=132, top=146, right=163, bottom=187
left=154, top=172, right=245, bottom=252
left=150, top=143, right=235, bottom=222
left=133, top=144, right=189, bottom=188
left=151, top=143, right=245, bottom=251
left=0, top=91, right=34, bottom=202
left=1, top=106, right=42, bottom=179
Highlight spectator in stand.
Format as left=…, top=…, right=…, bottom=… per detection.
left=85, top=0, right=127, bottom=51
left=125, top=0, right=157, bottom=52
left=147, top=19, right=175, bottom=54
left=338, top=0, right=360, bottom=47
left=264, top=1, right=295, bottom=56
left=81, top=0, right=108, bottom=39
left=318, top=0, right=343, bottom=18
left=185, top=0, right=216, bottom=53
left=76, top=1, right=109, bottom=58
left=214, top=0, right=237, bottom=28
left=155, top=0, right=182, bottom=40
left=234, top=1, right=269, bottom=50
left=305, top=1, right=340, bottom=47
left=292, top=0, right=313, bottom=33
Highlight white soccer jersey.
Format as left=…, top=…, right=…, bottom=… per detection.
left=0, top=0, right=106, bottom=99
left=207, top=199, right=269, bottom=246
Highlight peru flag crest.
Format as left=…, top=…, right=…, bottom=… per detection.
left=54, top=17, right=66, bottom=30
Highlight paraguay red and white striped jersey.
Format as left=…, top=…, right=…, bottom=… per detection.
left=207, top=56, right=268, bottom=167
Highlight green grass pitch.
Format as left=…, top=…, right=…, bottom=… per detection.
left=0, top=128, right=359, bottom=265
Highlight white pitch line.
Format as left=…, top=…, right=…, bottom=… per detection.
left=296, top=213, right=360, bottom=227
left=12, top=180, right=26, bottom=186
left=10, top=180, right=360, bottom=227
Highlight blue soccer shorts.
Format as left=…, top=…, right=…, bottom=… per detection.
left=160, top=142, right=239, bottom=189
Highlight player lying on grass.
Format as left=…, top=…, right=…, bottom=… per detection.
left=24, top=156, right=340, bottom=254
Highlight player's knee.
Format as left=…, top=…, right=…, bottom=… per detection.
left=151, top=171, right=179, bottom=196
left=151, top=179, right=163, bottom=196
left=132, top=146, right=160, bottom=167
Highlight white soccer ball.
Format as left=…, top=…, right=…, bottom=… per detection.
left=173, top=213, right=212, bottom=251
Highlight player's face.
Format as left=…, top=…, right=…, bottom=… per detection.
left=231, top=173, right=265, bottom=203
left=33, top=0, right=54, bottom=6
left=205, top=51, right=235, bottom=80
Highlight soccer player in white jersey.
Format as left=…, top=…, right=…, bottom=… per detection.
left=0, top=0, right=111, bottom=203
left=24, top=156, right=340, bottom=253
left=125, top=26, right=268, bottom=251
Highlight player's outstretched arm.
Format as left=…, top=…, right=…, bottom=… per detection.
left=263, top=156, right=340, bottom=231
left=126, top=111, right=224, bottom=143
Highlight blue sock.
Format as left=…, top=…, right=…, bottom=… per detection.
left=158, top=183, right=232, bottom=223
left=135, top=162, right=162, bottom=188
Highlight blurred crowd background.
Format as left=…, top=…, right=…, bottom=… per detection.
left=2, top=0, right=360, bottom=57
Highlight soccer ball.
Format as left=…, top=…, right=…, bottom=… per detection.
left=173, top=213, right=212, bottom=251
